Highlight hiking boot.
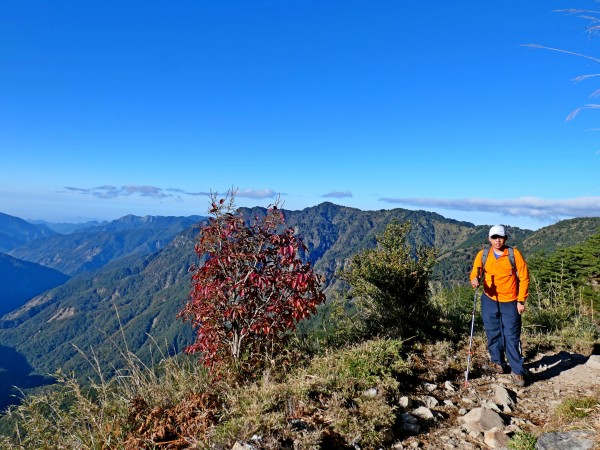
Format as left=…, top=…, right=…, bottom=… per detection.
left=487, top=362, right=508, bottom=374
left=512, top=373, right=526, bottom=387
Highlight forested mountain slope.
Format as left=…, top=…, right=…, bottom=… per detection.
left=0, top=203, right=598, bottom=396
left=8, top=215, right=204, bottom=276
left=0, top=212, right=56, bottom=253
left=0, top=253, right=69, bottom=316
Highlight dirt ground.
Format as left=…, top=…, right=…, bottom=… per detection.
left=398, top=347, right=600, bottom=449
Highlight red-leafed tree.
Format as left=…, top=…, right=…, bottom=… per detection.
left=178, top=190, right=326, bottom=374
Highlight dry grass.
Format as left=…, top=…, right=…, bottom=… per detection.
left=1, top=279, right=597, bottom=449
left=0, top=338, right=414, bottom=450
left=212, top=338, right=411, bottom=449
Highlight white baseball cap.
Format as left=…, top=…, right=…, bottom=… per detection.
left=489, top=225, right=506, bottom=238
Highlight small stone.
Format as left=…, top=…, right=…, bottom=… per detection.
left=382, top=428, right=395, bottom=444
left=399, top=396, right=412, bottom=408
left=506, top=424, right=522, bottom=434
left=412, top=406, right=434, bottom=420
left=444, top=380, right=457, bottom=391
left=481, top=400, right=501, bottom=413
left=493, top=384, right=516, bottom=409
left=232, top=442, right=254, bottom=450
left=483, top=427, right=509, bottom=449
left=423, top=382, right=438, bottom=392
left=424, top=395, right=439, bottom=408
left=362, top=388, right=378, bottom=398
left=460, top=407, right=505, bottom=431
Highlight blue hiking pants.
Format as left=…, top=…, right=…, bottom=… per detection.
left=480, top=293, right=525, bottom=375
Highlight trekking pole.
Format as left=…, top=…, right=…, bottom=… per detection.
left=464, top=267, right=481, bottom=388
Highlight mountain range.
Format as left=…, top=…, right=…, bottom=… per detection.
left=0, top=204, right=599, bottom=411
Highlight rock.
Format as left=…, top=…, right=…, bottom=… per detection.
left=401, top=412, right=418, bottom=424
left=232, top=442, right=255, bottom=450
left=401, top=422, right=421, bottom=434
left=382, top=428, right=395, bottom=444
left=506, top=424, right=522, bottom=434
left=443, top=399, right=455, bottom=407
left=484, top=427, right=509, bottom=449
left=412, top=406, right=434, bottom=420
left=535, top=430, right=596, bottom=450
left=460, top=407, right=505, bottom=431
left=444, top=380, right=457, bottom=391
left=493, top=384, right=516, bottom=409
left=481, top=400, right=502, bottom=413
left=424, top=395, right=439, bottom=408
left=423, top=382, right=437, bottom=392
left=399, top=396, right=412, bottom=408
left=362, top=388, right=378, bottom=398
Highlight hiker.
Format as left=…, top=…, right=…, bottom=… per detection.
left=470, top=225, right=530, bottom=386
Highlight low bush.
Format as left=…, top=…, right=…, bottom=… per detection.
left=507, top=431, right=537, bottom=450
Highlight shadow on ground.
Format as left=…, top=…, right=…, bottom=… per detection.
left=0, top=345, right=55, bottom=412
left=525, top=350, right=589, bottom=382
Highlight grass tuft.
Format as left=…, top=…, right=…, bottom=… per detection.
left=507, top=431, right=537, bottom=450
left=555, top=397, right=600, bottom=420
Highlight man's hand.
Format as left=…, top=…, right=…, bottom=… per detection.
left=517, top=302, right=525, bottom=315
left=471, top=278, right=479, bottom=288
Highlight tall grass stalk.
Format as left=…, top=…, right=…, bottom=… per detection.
left=0, top=326, right=212, bottom=449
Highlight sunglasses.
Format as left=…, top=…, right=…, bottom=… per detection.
left=490, top=235, right=506, bottom=239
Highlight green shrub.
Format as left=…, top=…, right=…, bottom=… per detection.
left=337, top=220, right=437, bottom=340
left=507, top=431, right=537, bottom=450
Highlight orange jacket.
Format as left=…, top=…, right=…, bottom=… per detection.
left=470, top=246, right=529, bottom=302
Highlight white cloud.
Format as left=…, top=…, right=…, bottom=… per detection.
left=64, top=185, right=278, bottom=201
left=166, top=188, right=210, bottom=196
left=379, top=196, right=600, bottom=220
left=322, top=191, right=353, bottom=199
left=65, top=185, right=199, bottom=199
left=236, top=189, right=277, bottom=199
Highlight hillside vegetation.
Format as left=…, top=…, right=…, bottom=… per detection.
left=0, top=203, right=598, bottom=449
left=8, top=215, right=203, bottom=275
left=0, top=212, right=56, bottom=253
left=1, top=206, right=599, bottom=394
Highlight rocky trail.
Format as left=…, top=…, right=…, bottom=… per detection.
left=391, top=350, right=600, bottom=449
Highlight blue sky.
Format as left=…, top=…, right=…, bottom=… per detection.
left=1, top=0, right=600, bottom=230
